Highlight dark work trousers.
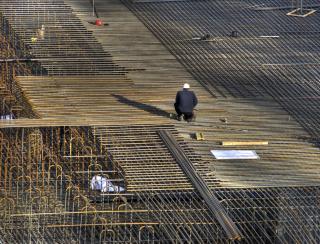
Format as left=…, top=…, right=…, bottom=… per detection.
left=175, top=103, right=194, bottom=121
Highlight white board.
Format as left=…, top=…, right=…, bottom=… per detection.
left=211, top=150, right=259, bottom=160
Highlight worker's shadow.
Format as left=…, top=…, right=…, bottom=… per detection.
left=112, top=94, right=173, bottom=119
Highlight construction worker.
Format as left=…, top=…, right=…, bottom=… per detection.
left=174, top=83, right=198, bottom=122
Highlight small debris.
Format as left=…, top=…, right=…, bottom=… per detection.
left=195, top=132, right=205, bottom=141
left=220, top=118, right=228, bottom=123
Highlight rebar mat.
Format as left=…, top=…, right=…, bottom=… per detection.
left=0, top=0, right=127, bottom=76
left=0, top=125, right=318, bottom=242
left=93, top=124, right=220, bottom=192
left=124, top=0, right=320, bottom=143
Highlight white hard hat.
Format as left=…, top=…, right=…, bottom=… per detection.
left=183, top=83, right=190, bottom=89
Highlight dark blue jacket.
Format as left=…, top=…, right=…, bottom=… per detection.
left=175, top=89, right=198, bottom=113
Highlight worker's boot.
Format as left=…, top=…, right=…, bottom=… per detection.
left=185, top=113, right=195, bottom=122
left=192, top=113, right=196, bottom=122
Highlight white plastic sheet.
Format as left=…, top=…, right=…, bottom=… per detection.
left=91, top=175, right=125, bottom=192
left=211, top=150, right=259, bottom=160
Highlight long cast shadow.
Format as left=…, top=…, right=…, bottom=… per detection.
left=112, top=94, right=173, bottom=119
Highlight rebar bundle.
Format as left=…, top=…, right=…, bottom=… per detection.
left=158, top=129, right=241, bottom=240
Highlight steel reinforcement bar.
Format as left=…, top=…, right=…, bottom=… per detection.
left=158, top=129, right=242, bottom=240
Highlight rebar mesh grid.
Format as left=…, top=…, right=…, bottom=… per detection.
left=217, top=186, right=320, bottom=243
left=0, top=0, right=319, bottom=242
left=0, top=0, right=127, bottom=76
left=0, top=14, right=41, bottom=119
left=0, top=125, right=221, bottom=243
left=0, top=125, right=318, bottom=242
left=123, top=0, right=320, bottom=145
left=93, top=125, right=220, bottom=191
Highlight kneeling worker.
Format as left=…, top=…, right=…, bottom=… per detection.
left=174, top=83, right=198, bottom=122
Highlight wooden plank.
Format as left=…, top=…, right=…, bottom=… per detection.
left=222, top=141, right=269, bottom=146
